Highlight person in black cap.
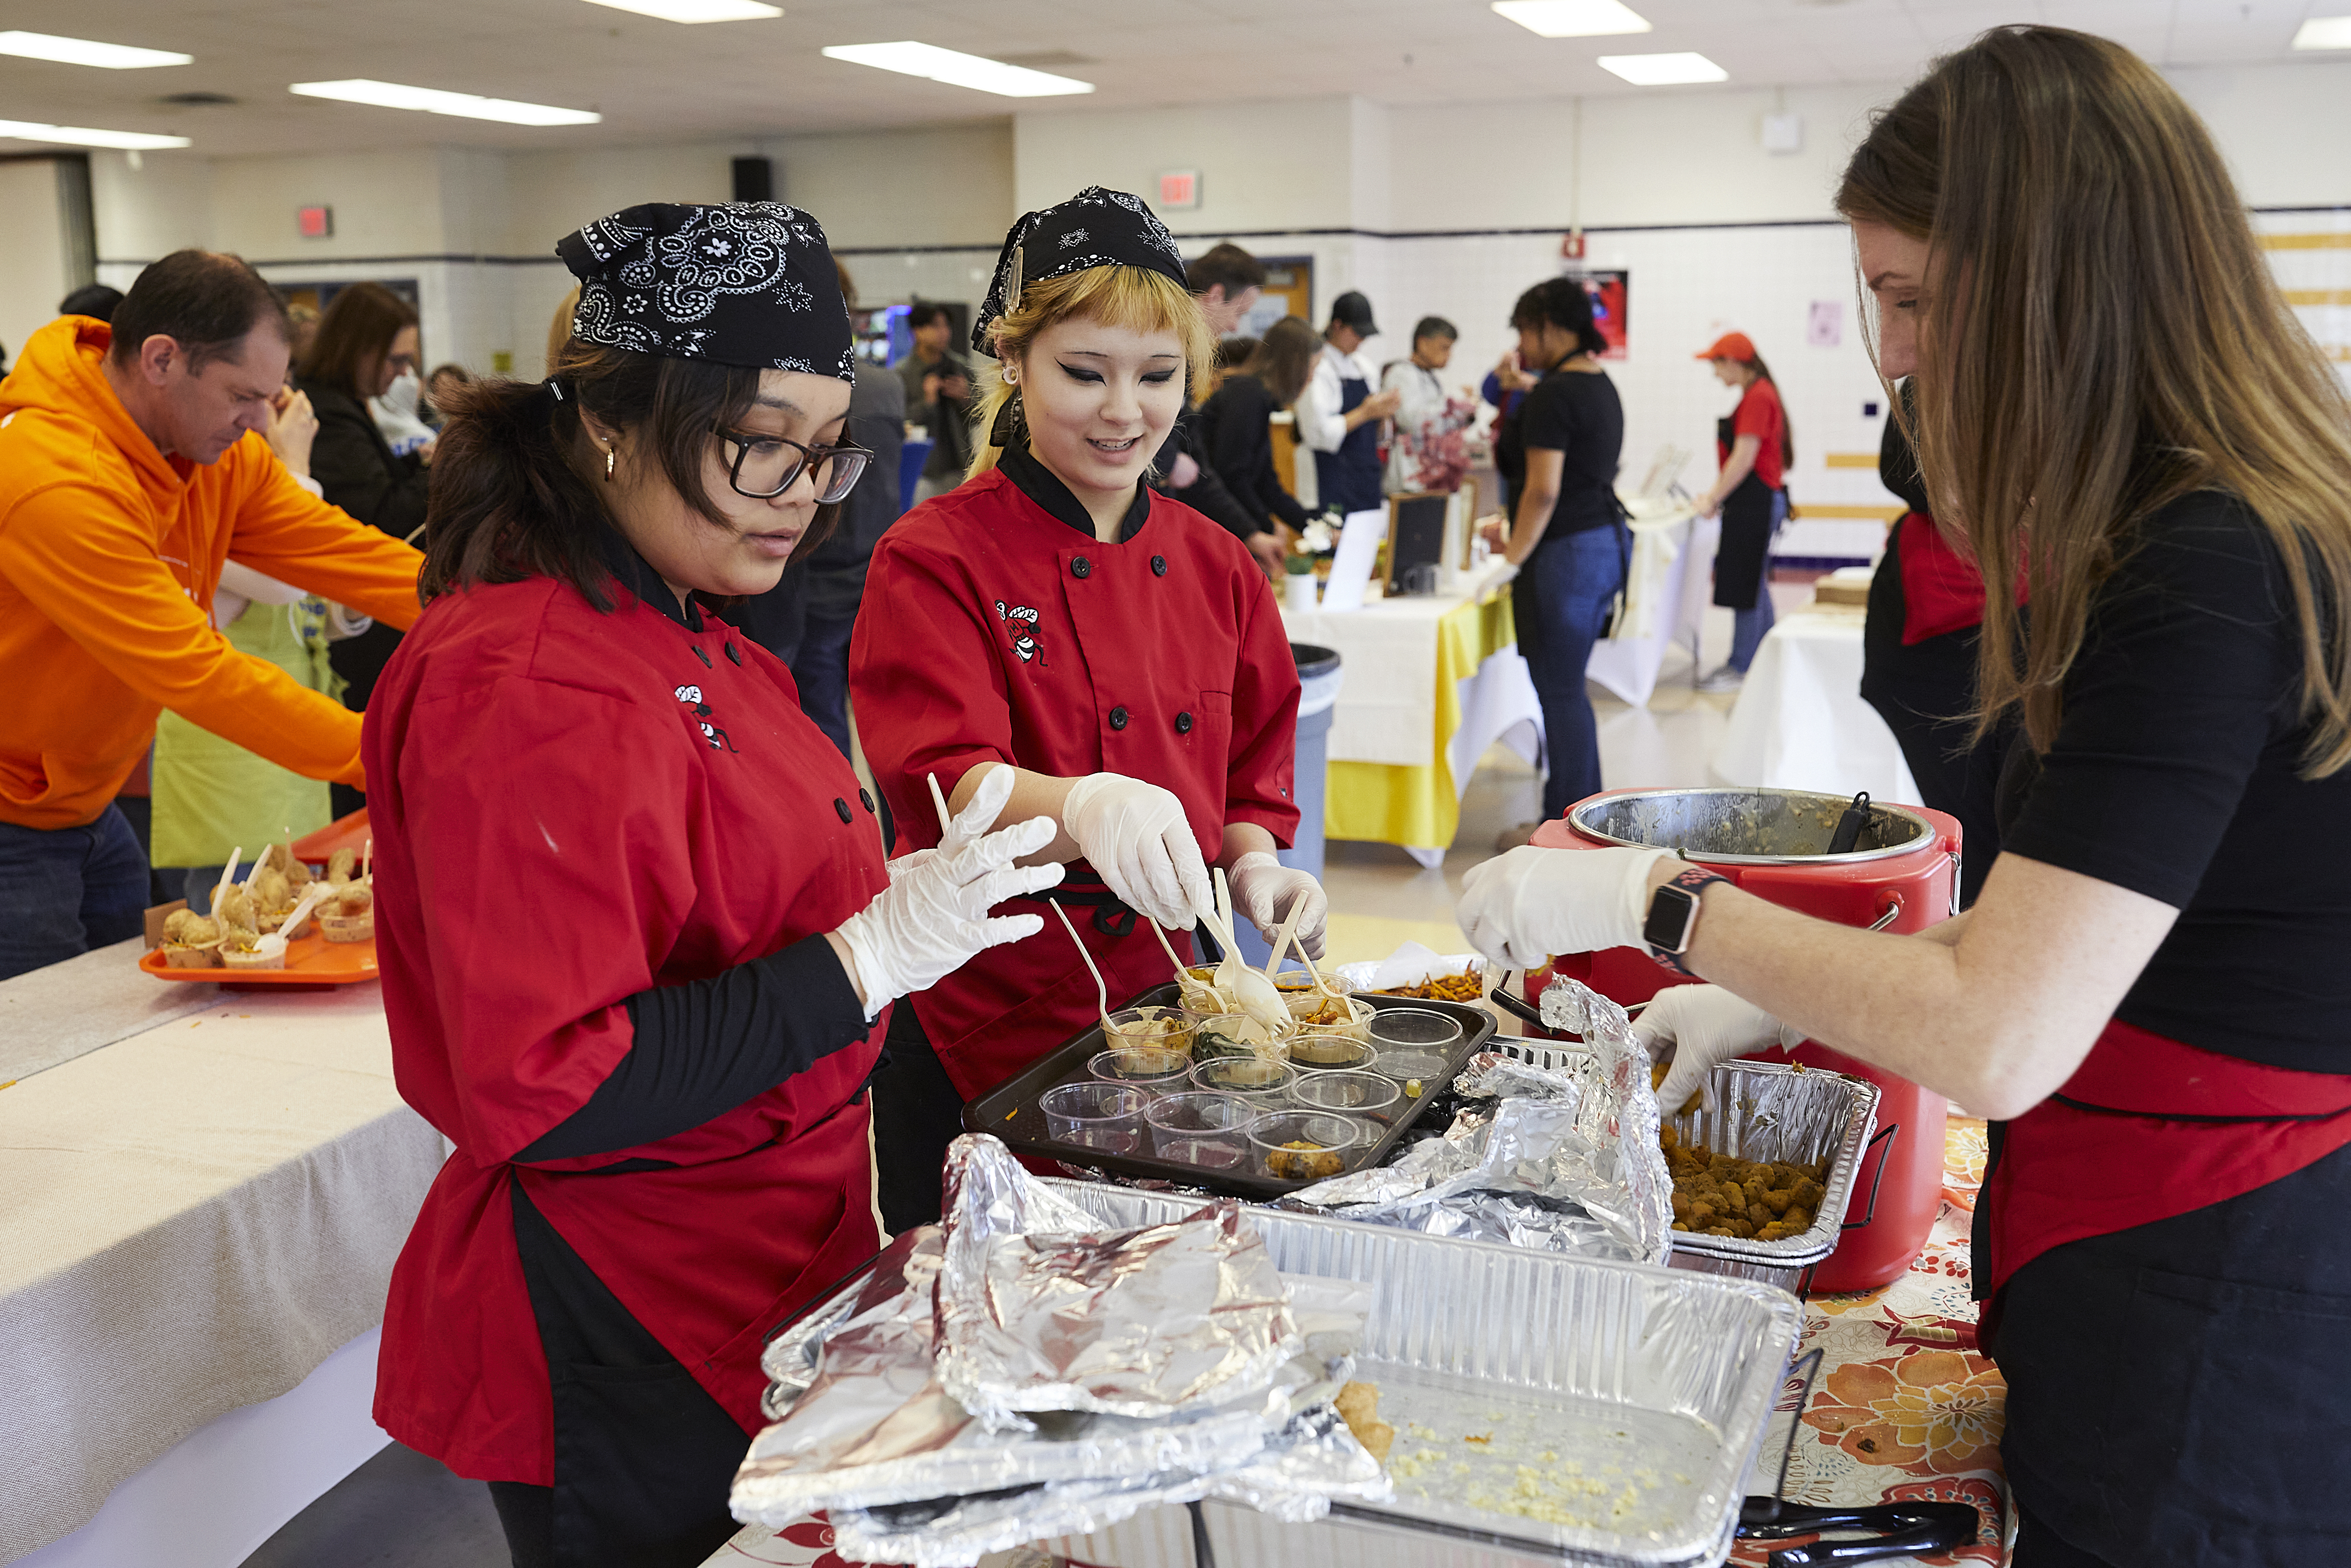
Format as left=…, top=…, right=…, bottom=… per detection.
left=359, top=200, right=1060, bottom=1568
left=1299, top=289, right=1399, bottom=515
left=59, top=282, right=125, bottom=322
left=850, top=186, right=1316, bottom=1232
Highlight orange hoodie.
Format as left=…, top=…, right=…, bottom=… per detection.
left=0, top=316, right=425, bottom=830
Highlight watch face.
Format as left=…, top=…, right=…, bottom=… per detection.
left=1644, top=884, right=1699, bottom=952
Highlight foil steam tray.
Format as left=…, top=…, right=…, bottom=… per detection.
left=1485, top=1041, right=1881, bottom=1284
left=1033, top=1182, right=1801, bottom=1568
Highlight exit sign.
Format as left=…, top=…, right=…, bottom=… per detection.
left=297, top=204, right=334, bottom=239
left=1157, top=170, right=1199, bottom=210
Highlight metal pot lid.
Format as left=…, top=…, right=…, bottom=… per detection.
left=1567, top=787, right=1937, bottom=866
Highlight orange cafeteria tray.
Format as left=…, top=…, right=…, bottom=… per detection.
left=289, top=808, right=371, bottom=869
left=141, top=929, right=379, bottom=987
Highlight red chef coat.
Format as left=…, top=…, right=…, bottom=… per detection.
left=362, top=553, right=889, bottom=1485
left=850, top=454, right=1301, bottom=1100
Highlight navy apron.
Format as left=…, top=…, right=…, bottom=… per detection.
left=1315, top=366, right=1385, bottom=515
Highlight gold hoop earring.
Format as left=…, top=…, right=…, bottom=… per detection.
left=603, top=443, right=616, bottom=481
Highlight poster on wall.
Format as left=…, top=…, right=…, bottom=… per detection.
left=1569, top=269, right=1629, bottom=359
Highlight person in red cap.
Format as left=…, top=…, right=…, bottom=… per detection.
left=1691, top=331, right=1792, bottom=692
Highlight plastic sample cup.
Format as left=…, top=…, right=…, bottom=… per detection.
left=1246, top=1111, right=1366, bottom=1181
left=1087, top=1046, right=1192, bottom=1097
left=1284, top=991, right=1373, bottom=1038
left=1040, top=1082, right=1145, bottom=1153
left=1189, top=1055, right=1298, bottom=1107
left=1366, top=1008, right=1464, bottom=1054
left=1288, top=1031, right=1377, bottom=1073
left=1373, top=1048, right=1451, bottom=1090
left=1103, top=1005, right=1195, bottom=1057
left=1143, top=1091, right=1256, bottom=1170
left=1290, top=1069, right=1404, bottom=1126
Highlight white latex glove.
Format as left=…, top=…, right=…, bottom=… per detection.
left=838, top=796, right=1064, bottom=1020
left=1060, top=772, right=1214, bottom=931
left=888, top=766, right=1020, bottom=881
left=1457, top=845, right=1672, bottom=970
left=1635, top=984, right=1806, bottom=1116
left=1227, top=851, right=1328, bottom=960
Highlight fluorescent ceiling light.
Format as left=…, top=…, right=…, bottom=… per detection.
left=1597, top=50, right=1727, bottom=85
left=0, top=118, right=191, bottom=149
left=581, top=0, right=781, bottom=21
left=1490, top=1, right=1650, bottom=38
left=2290, top=16, right=2351, bottom=49
left=821, top=42, right=1093, bottom=97
left=0, top=30, right=191, bottom=68
left=290, top=80, right=600, bottom=126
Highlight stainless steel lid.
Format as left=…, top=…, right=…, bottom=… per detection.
left=1568, top=787, right=1936, bottom=866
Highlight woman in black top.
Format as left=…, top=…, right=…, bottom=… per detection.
left=295, top=282, right=430, bottom=782
left=1478, top=278, right=1626, bottom=823
left=1198, top=315, right=1316, bottom=536
left=1460, top=30, right=2351, bottom=1567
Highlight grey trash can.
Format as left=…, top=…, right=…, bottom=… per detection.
left=1232, top=643, right=1341, bottom=968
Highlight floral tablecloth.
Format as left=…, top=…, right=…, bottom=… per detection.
left=703, top=1121, right=2011, bottom=1568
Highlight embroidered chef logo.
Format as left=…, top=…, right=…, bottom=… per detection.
left=994, top=600, right=1046, bottom=667
left=673, top=682, right=739, bottom=753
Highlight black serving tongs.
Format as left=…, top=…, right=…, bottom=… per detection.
left=1736, top=1350, right=1981, bottom=1566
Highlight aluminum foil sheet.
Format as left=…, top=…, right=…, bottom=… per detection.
left=1284, top=978, right=1674, bottom=1265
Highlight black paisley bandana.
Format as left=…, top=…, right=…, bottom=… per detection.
left=556, top=201, right=855, bottom=380
left=970, top=185, right=1188, bottom=358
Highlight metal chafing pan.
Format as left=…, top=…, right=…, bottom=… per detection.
left=1484, top=1041, right=1883, bottom=1294
left=766, top=1186, right=1801, bottom=1568
left=1567, top=787, right=1936, bottom=867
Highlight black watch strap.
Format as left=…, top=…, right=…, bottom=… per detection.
left=1646, top=865, right=1729, bottom=976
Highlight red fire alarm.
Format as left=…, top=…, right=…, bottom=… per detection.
left=297, top=205, right=334, bottom=240
left=1157, top=170, right=1199, bottom=210
left=1561, top=229, right=1587, bottom=260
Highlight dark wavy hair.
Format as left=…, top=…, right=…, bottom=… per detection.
left=420, top=340, right=840, bottom=611
left=1510, top=278, right=1608, bottom=360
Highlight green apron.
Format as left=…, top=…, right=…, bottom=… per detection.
left=151, top=596, right=343, bottom=870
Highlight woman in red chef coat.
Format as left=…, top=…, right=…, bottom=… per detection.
left=1461, top=31, right=2351, bottom=1564
left=362, top=202, right=1060, bottom=1568
left=851, top=188, right=1322, bottom=1230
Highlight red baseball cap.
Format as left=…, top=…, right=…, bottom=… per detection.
left=1696, top=331, right=1756, bottom=361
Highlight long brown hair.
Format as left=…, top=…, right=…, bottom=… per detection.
left=302, top=282, right=416, bottom=400
left=1241, top=315, right=1320, bottom=407
left=421, top=340, right=838, bottom=610
left=1839, top=26, right=2351, bottom=773
left=1723, top=350, right=1794, bottom=472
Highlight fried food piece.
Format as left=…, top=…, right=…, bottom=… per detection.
left=336, top=882, right=373, bottom=915
left=1334, top=1381, right=1395, bottom=1463
left=215, top=883, right=258, bottom=935
left=162, top=909, right=218, bottom=945
left=1376, top=970, right=1483, bottom=1003
left=1267, top=1141, right=1345, bottom=1181
left=327, top=848, right=357, bottom=885
left=1663, top=1137, right=1829, bottom=1239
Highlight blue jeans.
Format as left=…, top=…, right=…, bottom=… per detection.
left=790, top=605, right=855, bottom=760
left=0, top=805, right=151, bottom=981
left=1516, top=523, right=1629, bottom=822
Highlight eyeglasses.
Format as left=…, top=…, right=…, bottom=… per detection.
left=717, top=427, right=873, bottom=504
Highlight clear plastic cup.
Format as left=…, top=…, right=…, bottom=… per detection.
left=1103, top=1005, right=1195, bottom=1058
left=1187, top=1010, right=1284, bottom=1062
left=1366, top=1007, right=1464, bottom=1054
left=1245, top=1111, right=1366, bottom=1181
left=1372, top=1048, right=1451, bottom=1088
left=1284, top=990, right=1373, bottom=1039
left=1087, top=1046, right=1192, bottom=1096
left=1289, top=1069, right=1404, bottom=1126
left=1189, top=1055, right=1298, bottom=1107
left=1040, top=1082, right=1145, bottom=1153
left=1143, top=1091, right=1256, bottom=1170
left=1288, top=1031, right=1377, bottom=1073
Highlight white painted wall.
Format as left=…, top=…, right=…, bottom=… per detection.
left=0, top=158, right=76, bottom=372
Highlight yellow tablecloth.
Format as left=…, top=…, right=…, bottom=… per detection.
left=1322, top=591, right=1518, bottom=850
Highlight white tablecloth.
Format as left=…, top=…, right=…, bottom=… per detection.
left=1711, top=606, right=1921, bottom=803
left=1586, top=509, right=1718, bottom=709
left=1280, top=587, right=1472, bottom=770
left=0, top=959, right=443, bottom=1563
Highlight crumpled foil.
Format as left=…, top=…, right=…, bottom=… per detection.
left=1286, top=977, right=1674, bottom=1265
left=731, top=1135, right=1390, bottom=1564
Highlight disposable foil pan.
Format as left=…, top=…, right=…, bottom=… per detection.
left=1483, top=1041, right=1880, bottom=1289
left=1030, top=1181, right=1799, bottom=1568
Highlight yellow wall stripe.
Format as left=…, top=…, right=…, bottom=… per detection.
left=1823, top=452, right=1878, bottom=468
left=2261, top=232, right=2351, bottom=250
left=1793, top=504, right=1902, bottom=520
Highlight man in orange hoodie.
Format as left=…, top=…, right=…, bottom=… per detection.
left=0, top=250, right=425, bottom=980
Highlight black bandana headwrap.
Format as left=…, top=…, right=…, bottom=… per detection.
left=970, top=186, right=1188, bottom=358
left=556, top=201, right=856, bottom=380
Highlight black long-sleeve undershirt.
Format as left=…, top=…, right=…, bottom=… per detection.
left=515, top=933, right=871, bottom=1162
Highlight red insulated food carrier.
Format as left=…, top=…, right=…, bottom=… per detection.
left=1528, top=787, right=1962, bottom=1294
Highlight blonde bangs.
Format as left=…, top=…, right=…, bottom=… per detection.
left=966, top=266, right=1216, bottom=479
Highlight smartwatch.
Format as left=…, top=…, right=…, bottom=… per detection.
left=1644, top=864, right=1729, bottom=975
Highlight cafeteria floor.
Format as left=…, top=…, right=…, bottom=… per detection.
left=234, top=673, right=1738, bottom=1568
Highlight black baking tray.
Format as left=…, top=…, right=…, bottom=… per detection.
left=961, top=983, right=1496, bottom=1200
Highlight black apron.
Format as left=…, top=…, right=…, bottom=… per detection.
left=1314, top=365, right=1384, bottom=515
left=1711, top=466, right=1776, bottom=612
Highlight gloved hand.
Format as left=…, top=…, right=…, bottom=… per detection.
left=1060, top=772, right=1214, bottom=931
left=1635, top=984, right=1806, bottom=1116
left=889, top=767, right=1020, bottom=881
left=1227, top=851, right=1328, bottom=960
left=838, top=792, right=1064, bottom=1020
left=1457, top=844, right=1672, bottom=970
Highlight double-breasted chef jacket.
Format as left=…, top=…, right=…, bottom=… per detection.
left=363, top=525, right=890, bottom=1488
left=851, top=441, right=1302, bottom=1100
